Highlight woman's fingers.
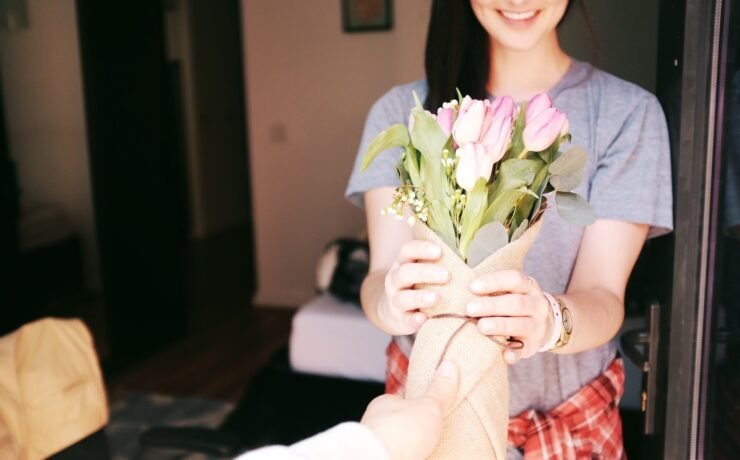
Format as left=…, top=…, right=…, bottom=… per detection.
left=466, top=293, right=528, bottom=318
left=399, top=240, right=443, bottom=263
left=393, top=289, right=440, bottom=312
left=470, top=269, right=534, bottom=295
left=391, top=263, right=450, bottom=290
left=397, top=311, right=428, bottom=335
left=476, top=316, right=533, bottom=337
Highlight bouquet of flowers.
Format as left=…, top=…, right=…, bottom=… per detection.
left=361, top=92, right=593, bottom=459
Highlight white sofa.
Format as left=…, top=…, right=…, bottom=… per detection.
left=289, top=294, right=390, bottom=383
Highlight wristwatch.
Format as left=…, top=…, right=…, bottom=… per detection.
left=554, top=296, right=572, bottom=348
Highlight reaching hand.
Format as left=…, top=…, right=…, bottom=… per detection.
left=378, top=240, right=450, bottom=335
left=361, top=361, right=459, bottom=460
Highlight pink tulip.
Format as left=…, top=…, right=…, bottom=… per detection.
left=453, top=97, right=486, bottom=145
left=451, top=95, right=515, bottom=190
left=456, top=143, right=495, bottom=192
left=522, top=107, right=569, bottom=152
left=560, top=117, right=570, bottom=137
left=436, top=106, right=455, bottom=136
left=525, top=93, right=554, bottom=124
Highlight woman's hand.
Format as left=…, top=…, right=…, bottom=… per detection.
left=377, top=240, right=450, bottom=335
left=466, top=270, right=554, bottom=364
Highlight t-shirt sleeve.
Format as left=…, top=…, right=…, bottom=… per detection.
left=345, top=87, right=409, bottom=209
left=588, top=94, right=674, bottom=238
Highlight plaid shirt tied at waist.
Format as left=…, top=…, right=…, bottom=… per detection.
left=385, top=340, right=626, bottom=459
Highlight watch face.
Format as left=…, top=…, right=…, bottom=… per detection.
left=562, top=308, right=573, bottom=334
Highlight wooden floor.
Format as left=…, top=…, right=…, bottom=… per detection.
left=107, top=225, right=297, bottom=403
left=107, top=306, right=295, bottom=403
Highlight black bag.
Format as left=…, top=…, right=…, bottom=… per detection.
left=316, top=238, right=369, bottom=305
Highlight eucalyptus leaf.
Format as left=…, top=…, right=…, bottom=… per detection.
left=549, top=146, right=587, bottom=176
left=555, top=192, right=596, bottom=226
left=510, top=218, right=529, bottom=242
left=467, top=222, right=509, bottom=267
left=361, top=124, right=410, bottom=171
left=549, top=171, right=583, bottom=192
left=458, top=179, right=488, bottom=259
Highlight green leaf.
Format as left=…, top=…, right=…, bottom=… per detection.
left=555, top=192, right=596, bottom=226
left=498, top=159, right=540, bottom=189
left=427, top=199, right=456, bottom=250
left=513, top=164, right=550, bottom=224
left=410, top=108, right=447, bottom=165
left=510, top=218, right=529, bottom=242
left=361, top=124, right=409, bottom=171
left=536, top=137, right=561, bottom=164
left=402, top=145, right=423, bottom=187
left=505, top=102, right=527, bottom=160
left=467, top=222, right=509, bottom=267
left=549, top=171, right=583, bottom=192
left=481, top=187, right=536, bottom=226
left=549, top=146, right=587, bottom=176
left=458, top=179, right=488, bottom=259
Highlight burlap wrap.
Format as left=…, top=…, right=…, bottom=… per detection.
left=405, top=220, right=542, bottom=460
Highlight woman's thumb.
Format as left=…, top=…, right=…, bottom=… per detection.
left=422, top=360, right=459, bottom=412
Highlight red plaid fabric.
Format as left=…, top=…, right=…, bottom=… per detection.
left=384, top=340, right=625, bottom=459
left=385, top=339, right=409, bottom=395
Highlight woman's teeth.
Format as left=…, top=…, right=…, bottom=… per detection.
left=501, top=10, right=537, bottom=20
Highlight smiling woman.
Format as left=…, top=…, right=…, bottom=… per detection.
left=345, top=0, right=672, bottom=458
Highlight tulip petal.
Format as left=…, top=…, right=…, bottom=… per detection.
left=455, top=144, right=479, bottom=191
left=453, top=100, right=485, bottom=145
left=525, top=93, right=553, bottom=124
left=437, top=107, right=455, bottom=136
left=523, top=108, right=567, bottom=152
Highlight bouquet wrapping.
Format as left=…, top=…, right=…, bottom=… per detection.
left=362, top=92, right=593, bottom=459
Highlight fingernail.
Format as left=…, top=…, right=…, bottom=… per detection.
left=415, top=313, right=427, bottom=325
left=429, top=245, right=442, bottom=258
left=477, top=318, right=493, bottom=333
left=423, top=292, right=437, bottom=304
left=467, top=302, right=480, bottom=315
left=470, top=280, right=483, bottom=292
left=437, top=360, right=456, bottom=377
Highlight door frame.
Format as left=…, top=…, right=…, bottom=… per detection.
left=663, top=0, right=725, bottom=457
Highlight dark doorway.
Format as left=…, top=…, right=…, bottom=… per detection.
left=0, top=66, right=23, bottom=336
left=76, top=0, right=254, bottom=370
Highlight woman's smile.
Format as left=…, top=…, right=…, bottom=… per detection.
left=497, top=9, right=541, bottom=28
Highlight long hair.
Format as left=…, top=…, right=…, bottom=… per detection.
left=423, top=1, right=585, bottom=110
left=424, top=1, right=488, bottom=110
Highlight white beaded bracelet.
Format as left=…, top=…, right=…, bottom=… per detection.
left=538, top=292, right=563, bottom=352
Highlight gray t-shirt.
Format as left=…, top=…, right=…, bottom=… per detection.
left=345, top=60, right=673, bottom=419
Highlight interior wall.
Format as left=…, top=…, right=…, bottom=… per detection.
left=243, top=0, right=661, bottom=308
left=243, top=0, right=430, bottom=307
left=0, top=0, right=99, bottom=289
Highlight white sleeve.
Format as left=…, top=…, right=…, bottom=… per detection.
left=235, top=422, right=391, bottom=460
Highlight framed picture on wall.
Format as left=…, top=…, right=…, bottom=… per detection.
left=342, top=0, right=392, bottom=33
